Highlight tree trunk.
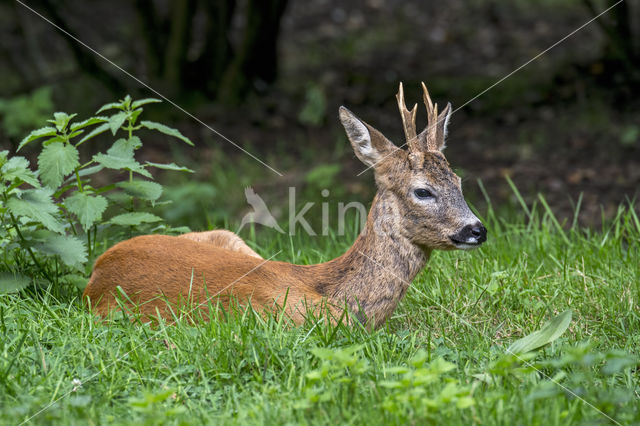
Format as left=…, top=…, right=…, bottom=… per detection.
left=134, top=0, right=164, bottom=79
left=36, top=0, right=124, bottom=94
left=186, top=0, right=236, bottom=95
left=163, top=0, right=196, bottom=95
left=218, top=0, right=288, bottom=103
left=583, top=0, right=640, bottom=86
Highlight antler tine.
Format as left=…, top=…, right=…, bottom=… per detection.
left=421, top=81, right=434, bottom=115
left=396, top=82, right=419, bottom=150
left=421, top=81, right=439, bottom=151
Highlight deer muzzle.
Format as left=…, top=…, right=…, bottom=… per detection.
left=450, top=222, right=487, bottom=249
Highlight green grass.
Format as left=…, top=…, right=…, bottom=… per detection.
left=1, top=199, right=639, bottom=425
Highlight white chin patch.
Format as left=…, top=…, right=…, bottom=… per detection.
left=455, top=242, right=480, bottom=250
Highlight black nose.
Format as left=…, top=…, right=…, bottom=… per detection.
left=470, top=224, right=487, bottom=241
left=452, top=222, right=487, bottom=245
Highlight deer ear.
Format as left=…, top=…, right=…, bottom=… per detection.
left=339, top=106, right=397, bottom=168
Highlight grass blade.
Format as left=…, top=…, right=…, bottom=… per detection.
left=505, top=175, right=531, bottom=220
left=538, top=194, right=570, bottom=245
left=507, top=310, right=572, bottom=355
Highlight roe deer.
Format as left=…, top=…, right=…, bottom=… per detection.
left=83, top=82, right=487, bottom=329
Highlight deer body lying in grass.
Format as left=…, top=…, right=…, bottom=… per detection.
left=83, top=83, right=487, bottom=329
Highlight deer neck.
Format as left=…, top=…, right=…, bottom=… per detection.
left=313, top=191, right=431, bottom=327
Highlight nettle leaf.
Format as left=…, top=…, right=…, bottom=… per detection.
left=34, top=234, right=87, bottom=269
left=602, top=352, right=638, bottom=375
left=0, top=272, right=31, bottom=294
left=131, top=98, right=161, bottom=109
left=126, top=135, right=143, bottom=150
left=65, top=192, right=108, bottom=231
left=67, top=129, right=84, bottom=140
left=93, top=137, right=151, bottom=178
left=109, top=212, right=163, bottom=226
left=109, top=111, right=128, bottom=135
left=145, top=161, right=194, bottom=173
left=49, top=112, right=77, bottom=132
left=507, top=310, right=572, bottom=355
left=6, top=188, right=64, bottom=233
left=38, top=142, right=80, bottom=188
left=96, top=101, right=123, bottom=114
left=77, top=164, right=105, bottom=178
left=125, top=165, right=152, bottom=179
left=70, top=116, right=108, bottom=131
left=117, top=180, right=163, bottom=202
left=105, top=138, right=136, bottom=159
left=129, top=108, right=143, bottom=125
left=61, top=165, right=104, bottom=187
left=41, top=135, right=65, bottom=146
left=18, top=126, right=58, bottom=151
left=141, top=121, right=194, bottom=146
left=77, top=122, right=110, bottom=146
left=1, top=156, right=40, bottom=187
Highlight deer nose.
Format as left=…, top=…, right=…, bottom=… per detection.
left=470, top=224, right=487, bottom=241
left=451, top=222, right=487, bottom=247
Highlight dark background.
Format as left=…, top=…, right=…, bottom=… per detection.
left=1, top=0, right=639, bottom=228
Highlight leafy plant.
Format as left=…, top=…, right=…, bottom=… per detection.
left=129, top=388, right=186, bottom=424
left=298, top=345, right=370, bottom=408
left=0, top=96, right=193, bottom=294
left=298, top=84, right=327, bottom=126
left=298, top=345, right=473, bottom=421
left=0, top=87, right=54, bottom=143
left=379, top=351, right=474, bottom=417
left=620, top=125, right=639, bottom=147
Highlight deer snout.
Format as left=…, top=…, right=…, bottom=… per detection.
left=450, top=222, right=487, bottom=249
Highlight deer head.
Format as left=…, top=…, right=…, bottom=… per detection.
left=339, top=82, right=487, bottom=251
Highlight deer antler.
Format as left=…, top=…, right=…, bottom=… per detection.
left=396, top=82, right=419, bottom=152
left=418, top=82, right=452, bottom=152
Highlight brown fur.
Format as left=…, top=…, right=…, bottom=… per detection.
left=83, top=83, right=485, bottom=329
left=180, top=230, right=263, bottom=259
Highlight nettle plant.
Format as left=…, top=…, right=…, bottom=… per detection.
left=0, top=96, right=193, bottom=294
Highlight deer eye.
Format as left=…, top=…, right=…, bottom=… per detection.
left=414, top=188, right=434, bottom=199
